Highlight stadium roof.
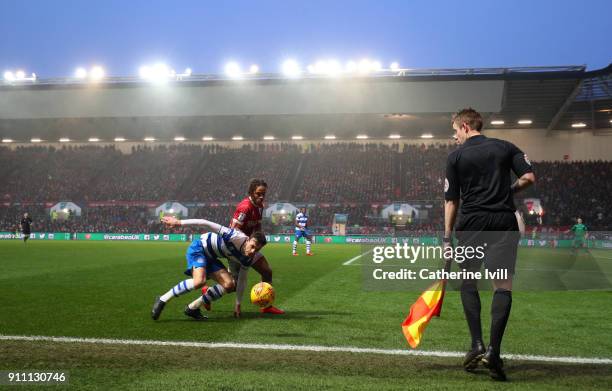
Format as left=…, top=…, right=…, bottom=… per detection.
left=0, top=64, right=610, bottom=142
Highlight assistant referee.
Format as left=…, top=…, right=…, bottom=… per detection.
left=444, top=108, right=535, bottom=381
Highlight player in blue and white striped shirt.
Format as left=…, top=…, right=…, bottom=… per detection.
left=151, top=216, right=267, bottom=320
left=292, top=208, right=313, bottom=256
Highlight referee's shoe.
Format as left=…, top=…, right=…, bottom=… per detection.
left=482, top=346, right=507, bottom=381
left=463, top=340, right=485, bottom=372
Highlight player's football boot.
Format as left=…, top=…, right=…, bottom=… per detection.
left=462, top=340, right=485, bottom=372
left=481, top=346, right=507, bottom=381
left=184, top=305, right=208, bottom=321
left=261, top=305, right=285, bottom=314
left=200, top=285, right=211, bottom=311
left=151, top=296, right=166, bottom=320
left=306, top=252, right=314, bottom=256
left=292, top=252, right=299, bottom=256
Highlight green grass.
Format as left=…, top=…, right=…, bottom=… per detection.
left=1, top=241, right=611, bottom=389
left=2, top=340, right=611, bottom=391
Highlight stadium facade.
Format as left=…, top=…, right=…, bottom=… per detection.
left=1, top=64, right=611, bottom=161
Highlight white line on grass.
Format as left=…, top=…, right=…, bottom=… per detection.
left=342, top=249, right=372, bottom=265
left=1, top=334, right=611, bottom=365
left=593, top=254, right=612, bottom=260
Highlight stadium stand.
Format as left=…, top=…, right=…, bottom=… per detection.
left=1, top=143, right=611, bottom=233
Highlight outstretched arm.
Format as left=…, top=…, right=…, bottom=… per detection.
left=233, top=265, right=250, bottom=318
left=235, top=265, right=249, bottom=305
left=161, top=216, right=224, bottom=233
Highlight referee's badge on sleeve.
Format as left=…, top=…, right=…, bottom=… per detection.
left=444, top=178, right=449, bottom=192
left=524, top=154, right=531, bottom=165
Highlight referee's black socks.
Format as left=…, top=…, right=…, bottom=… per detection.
left=490, top=289, right=512, bottom=355
left=460, top=280, right=483, bottom=347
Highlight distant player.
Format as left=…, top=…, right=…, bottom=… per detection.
left=151, top=216, right=267, bottom=320
left=228, top=179, right=285, bottom=316
left=567, top=218, right=589, bottom=253
left=292, top=208, right=313, bottom=256
left=20, top=213, right=32, bottom=244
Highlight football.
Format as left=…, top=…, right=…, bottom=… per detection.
left=250, top=282, right=275, bottom=308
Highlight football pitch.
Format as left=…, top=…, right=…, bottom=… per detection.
left=1, top=241, right=612, bottom=390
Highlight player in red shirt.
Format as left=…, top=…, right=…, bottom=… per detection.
left=227, top=178, right=285, bottom=316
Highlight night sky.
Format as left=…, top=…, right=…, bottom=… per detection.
left=1, top=0, right=610, bottom=78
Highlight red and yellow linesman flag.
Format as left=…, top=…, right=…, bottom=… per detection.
left=401, top=279, right=447, bottom=349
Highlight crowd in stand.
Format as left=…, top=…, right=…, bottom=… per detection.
left=0, top=205, right=151, bottom=234
left=295, top=143, right=395, bottom=202
left=399, top=144, right=453, bottom=199
left=180, top=145, right=299, bottom=202
left=521, top=161, right=611, bottom=230
left=1, top=145, right=120, bottom=202
left=1, top=143, right=610, bottom=233
left=0, top=204, right=443, bottom=235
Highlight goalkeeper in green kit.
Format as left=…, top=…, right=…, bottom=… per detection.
left=566, top=218, right=589, bottom=253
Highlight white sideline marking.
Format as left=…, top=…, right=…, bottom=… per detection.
left=1, top=335, right=611, bottom=365
left=342, top=249, right=372, bottom=265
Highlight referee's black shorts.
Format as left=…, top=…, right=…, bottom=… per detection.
left=455, top=211, right=520, bottom=275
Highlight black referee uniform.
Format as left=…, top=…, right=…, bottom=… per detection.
left=446, top=135, right=533, bottom=273
left=21, top=214, right=32, bottom=243
left=445, top=134, right=533, bottom=379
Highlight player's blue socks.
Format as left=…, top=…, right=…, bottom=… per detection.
left=202, top=284, right=226, bottom=304
left=160, top=279, right=195, bottom=302
left=185, top=284, right=227, bottom=310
